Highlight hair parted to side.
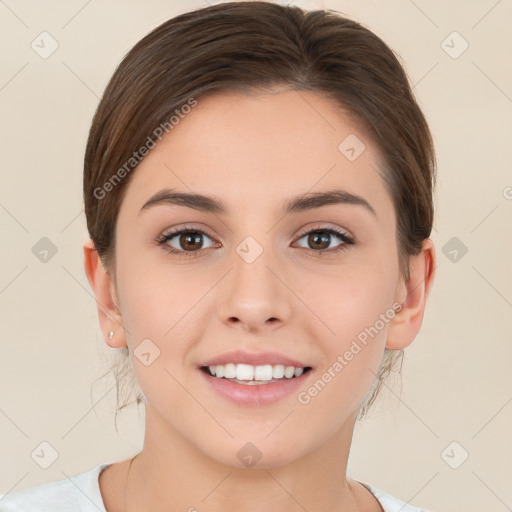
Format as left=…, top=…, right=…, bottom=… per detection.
left=84, top=1, right=436, bottom=425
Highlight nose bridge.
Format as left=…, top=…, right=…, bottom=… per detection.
left=233, top=232, right=280, bottom=302
left=218, top=229, right=292, bottom=330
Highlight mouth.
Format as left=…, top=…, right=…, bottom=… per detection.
left=200, top=364, right=313, bottom=385
left=200, top=363, right=311, bottom=386
left=198, top=363, right=314, bottom=406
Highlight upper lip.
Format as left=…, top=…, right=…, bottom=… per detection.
left=199, top=350, right=310, bottom=368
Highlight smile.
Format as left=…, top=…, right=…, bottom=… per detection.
left=201, top=363, right=312, bottom=384
left=199, top=364, right=314, bottom=406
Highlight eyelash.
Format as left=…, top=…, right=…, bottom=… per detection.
left=156, top=224, right=355, bottom=259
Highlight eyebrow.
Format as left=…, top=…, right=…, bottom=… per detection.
left=139, top=187, right=376, bottom=218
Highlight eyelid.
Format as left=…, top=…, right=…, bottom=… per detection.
left=295, top=223, right=354, bottom=242
left=159, top=223, right=211, bottom=238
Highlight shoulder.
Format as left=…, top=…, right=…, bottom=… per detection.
left=359, top=481, right=433, bottom=512
left=0, top=463, right=111, bottom=512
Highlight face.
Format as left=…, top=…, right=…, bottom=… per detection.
left=110, top=89, right=405, bottom=468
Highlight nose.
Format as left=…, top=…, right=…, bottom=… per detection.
left=217, top=239, right=293, bottom=334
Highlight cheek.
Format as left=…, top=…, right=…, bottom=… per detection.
left=295, top=269, right=397, bottom=424
left=116, top=251, right=212, bottom=338
left=308, top=255, right=399, bottom=338
left=305, top=254, right=399, bottom=387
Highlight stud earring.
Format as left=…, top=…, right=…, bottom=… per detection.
left=108, top=330, right=114, bottom=340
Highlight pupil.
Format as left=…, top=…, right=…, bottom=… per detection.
left=182, top=233, right=202, bottom=250
left=310, top=232, right=329, bottom=249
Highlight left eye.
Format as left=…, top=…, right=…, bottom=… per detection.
left=294, top=227, right=354, bottom=251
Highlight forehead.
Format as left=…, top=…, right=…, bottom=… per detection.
left=119, top=89, right=393, bottom=219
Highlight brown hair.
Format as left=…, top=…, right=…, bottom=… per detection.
left=85, top=1, right=436, bottom=422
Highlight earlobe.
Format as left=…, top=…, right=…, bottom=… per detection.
left=385, top=239, right=436, bottom=350
left=83, top=237, right=127, bottom=349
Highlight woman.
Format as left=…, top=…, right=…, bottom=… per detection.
left=0, top=2, right=436, bottom=510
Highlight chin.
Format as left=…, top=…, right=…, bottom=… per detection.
left=201, top=436, right=307, bottom=470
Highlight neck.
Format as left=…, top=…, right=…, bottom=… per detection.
left=123, top=404, right=365, bottom=512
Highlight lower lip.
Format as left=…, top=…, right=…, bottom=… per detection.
left=199, top=368, right=313, bottom=406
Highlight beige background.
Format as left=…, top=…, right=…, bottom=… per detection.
left=1, top=1, right=511, bottom=510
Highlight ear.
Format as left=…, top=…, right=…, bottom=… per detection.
left=83, top=237, right=127, bottom=348
left=386, top=238, right=436, bottom=349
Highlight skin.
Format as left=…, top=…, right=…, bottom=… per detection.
left=84, top=88, right=436, bottom=512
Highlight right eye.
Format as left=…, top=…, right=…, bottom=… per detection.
left=156, top=226, right=218, bottom=257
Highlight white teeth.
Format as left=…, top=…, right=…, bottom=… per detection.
left=236, top=363, right=254, bottom=381
left=207, top=363, right=306, bottom=381
left=272, top=364, right=285, bottom=379
left=254, top=364, right=273, bottom=381
left=224, top=363, right=237, bottom=379
left=284, top=366, right=295, bottom=379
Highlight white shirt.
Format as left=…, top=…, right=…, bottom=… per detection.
left=0, top=463, right=431, bottom=511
